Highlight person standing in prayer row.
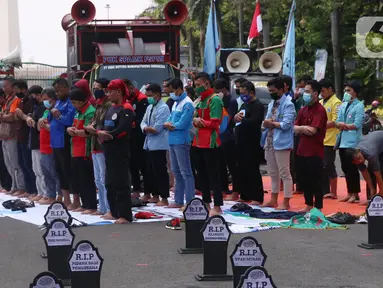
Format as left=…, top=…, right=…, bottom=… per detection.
left=141, top=83, right=170, bottom=206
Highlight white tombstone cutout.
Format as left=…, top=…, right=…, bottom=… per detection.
left=239, top=267, right=276, bottom=288
left=32, top=276, right=61, bottom=288
left=232, top=238, right=266, bottom=267
left=368, top=195, right=383, bottom=216
left=69, top=242, right=102, bottom=272
left=202, top=216, right=230, bottom=242
left=44, top=203, right=71, bottom=225
left=184, top=198, right=208, bottom=221
left=45, top=221, right=73, bottom=247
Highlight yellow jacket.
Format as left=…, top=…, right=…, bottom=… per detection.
left=320, top=95, right=342, bottom=147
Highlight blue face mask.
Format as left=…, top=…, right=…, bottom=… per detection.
left=303, top=93, right=312, bottom=104
left=43, top=100, right=51, bottom=109
left=170, top=92, right=178, bottom=101
left=343, top=92, right=352, bottom=103
left=240, top=94, right=250, bottom=103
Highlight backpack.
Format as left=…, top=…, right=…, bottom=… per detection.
left=207, top=95, right=229, bottom=134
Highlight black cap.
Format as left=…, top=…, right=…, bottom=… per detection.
left=69, top=88, right=87, bottom=102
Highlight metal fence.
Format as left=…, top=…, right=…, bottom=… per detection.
left=14, top=62, right=67, bottom=88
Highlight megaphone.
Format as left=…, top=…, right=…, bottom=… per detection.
left=259, top=52, right=282, bottom=74
left=1, top=47, right=22, bottom=68
left=61, top=13, right=74, bottom=31
left=226, top=51, right=251, bottom=73
left=71, top=0, right=96, bottom=26
left=164, top=0, right=188, bottom=25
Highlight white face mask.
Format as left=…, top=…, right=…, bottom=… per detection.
left=217, top=92, right=224, bottom=99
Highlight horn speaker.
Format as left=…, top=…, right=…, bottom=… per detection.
left=1, top=47, right=22, bottom=68
left=220, top=49, right=256, bottom=73
left=259, top=51, right=282, bottom=74
left=164, top=0, right=188, bottom=25
left=71, top=0, right=96, bottom=26
left=61, top=13, right=74, bottom=31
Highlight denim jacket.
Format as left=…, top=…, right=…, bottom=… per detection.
left=335, top=98, right=364, bottom=149
left=141, top=99, right=170, bottom=151
left=261, top=95, right=296, bottom=150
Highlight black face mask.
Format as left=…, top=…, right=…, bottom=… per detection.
left=30, top=97, right=38, bottom=105
left=235, top=89, right=240, bottom=96
left=16, top=92, right=24, bottom=99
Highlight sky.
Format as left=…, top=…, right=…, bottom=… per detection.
left=18, top=0, right=154, bottom=66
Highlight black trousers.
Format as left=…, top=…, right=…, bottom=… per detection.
left=71, top=157, right=97, bottom=210
left=0, top=141, right=11, bottom=191
left=194, top=147, right=223, bottom=206
left=191, top=146, right=202, bottom=191
left=145, top=150, right=169, bottom=198
left=105, top=145, right=133, bottom=221
left=220, top=140, right=239, bottom=192
left=322, top=146, right=338, bottom=195
left=237, top=143, right=264, bottom=203
left=292, top=135, right=303, bottom=190
left=297, top=155, right=323, bottom=209
left=130, top=135, right=147, bottom=192
left=53, top=147, right=72, bottom=191
left=366, top=153, right=383, bottom=199
left=339, top=148, right=361, bottom=194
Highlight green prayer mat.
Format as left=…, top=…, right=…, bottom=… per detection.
left=261, top=208, right=348, bottom=230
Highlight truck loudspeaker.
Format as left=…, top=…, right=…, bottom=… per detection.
left=71, top=0, right=96, bottom=26
left=164, top=0, right=188, bottom=25
left=61, top=13, right=74, bottom=31
left=259, top=52, right=282, bottom=74
left=220, top=49, right=256, bottom=73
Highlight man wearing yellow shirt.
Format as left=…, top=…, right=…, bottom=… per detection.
left=319, top=79, right=342, bottom=199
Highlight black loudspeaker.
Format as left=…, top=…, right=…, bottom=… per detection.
left=220, top=49, right=256, bottom=73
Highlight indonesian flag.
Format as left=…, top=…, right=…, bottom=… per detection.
left=247, top=0, right=263, bottom=46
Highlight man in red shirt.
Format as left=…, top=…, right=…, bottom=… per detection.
left=294, top=80, right=327, bottom=212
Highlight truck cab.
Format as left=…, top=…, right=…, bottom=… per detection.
left=66, top=19, right=181, bottom=88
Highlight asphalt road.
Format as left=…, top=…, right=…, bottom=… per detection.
left=1, top=217, right=382, bottom=288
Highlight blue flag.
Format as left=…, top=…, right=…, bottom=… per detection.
left=282, top=0, right=296, bottom=90
left=203, top=0, right=220, bottom=78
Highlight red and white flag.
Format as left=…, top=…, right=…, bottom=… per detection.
left=247, top=0, right=263, bottom=46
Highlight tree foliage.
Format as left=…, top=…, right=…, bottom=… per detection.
left=140, top=0, right=383, bottom=102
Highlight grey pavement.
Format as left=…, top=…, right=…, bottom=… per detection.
left=0, top=217, right=382, bottom=288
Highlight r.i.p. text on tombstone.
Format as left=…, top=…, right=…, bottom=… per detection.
left=178, top=197, right=209, bottom=254
left=237, top=266, right=277, bottom=288
left=230, top=236, right=267, bottom=288
left=195, top=215, right=233, bottom=281
left=68, top=240, right=104, bottom=288
left=42, top=219, right=75, bottom=285
left=359, top=194, right=383, bottom=249
left=43, top=202, right=72, bottom=227
left=29, top=271, right=64, bottom=288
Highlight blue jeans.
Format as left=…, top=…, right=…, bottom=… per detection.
left=169, top=144, right=195, bottom=205
left=17, top=143, right=37, bottom=195
left=93, top=153, right=110, bottom=214
left=41, top=153, right=61, bottom=198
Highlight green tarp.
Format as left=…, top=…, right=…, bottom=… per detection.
left=261, top=208, right=348, bottom=230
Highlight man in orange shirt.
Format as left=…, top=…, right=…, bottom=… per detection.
left=0, top=77, right=26, bottom=195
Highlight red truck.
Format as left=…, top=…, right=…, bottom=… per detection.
left=62, top=0, right=188, bottom=89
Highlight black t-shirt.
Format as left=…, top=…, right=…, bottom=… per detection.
left=16, top=96, right=34, bottom=144
left=166, top=97, right=175, bottom=111
left=235, top=99, right=264, bottom=147
left=356, top=130, right=383, bottom=172
left=29, top=102, right=46, bottom=150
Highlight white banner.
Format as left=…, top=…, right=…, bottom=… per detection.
left=314, top=49, right=328, bottom=81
